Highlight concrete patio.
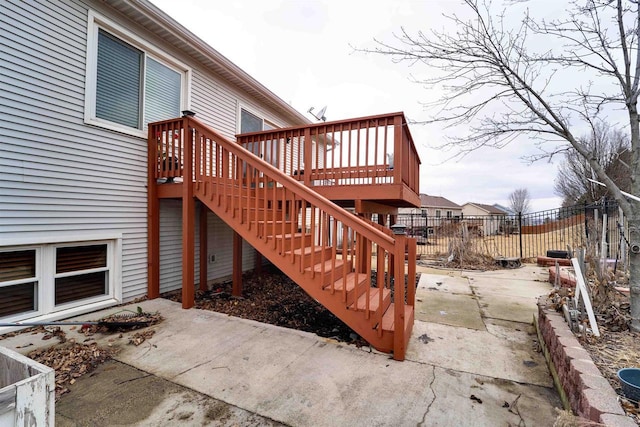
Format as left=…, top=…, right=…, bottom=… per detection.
left=1, top=264, right=562, bottom=426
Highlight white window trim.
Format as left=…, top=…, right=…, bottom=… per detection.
left=0, top=236, right=123, bottom=328
left=84, top=10, right=192, bottom=137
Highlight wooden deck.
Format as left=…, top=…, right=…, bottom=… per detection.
left=147, top=113, right=420, bottom=360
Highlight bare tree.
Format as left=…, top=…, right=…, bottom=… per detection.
left=362, top=0, right=640, bottom=330
left=555, top=123, right=631, bottom=206
left=509, top=188, right=532, bottom=214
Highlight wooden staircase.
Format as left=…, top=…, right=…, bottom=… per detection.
left=149, top=116, right=416, bottom=360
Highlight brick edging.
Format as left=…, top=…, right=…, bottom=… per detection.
left=536, top=297, right=636, bottom=426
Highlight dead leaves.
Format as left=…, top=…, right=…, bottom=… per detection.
left=128, top=329, right=156, bottom=346
left=17, top=308, right=164, bottom=402
left=28, top=342, right=114, bottom=400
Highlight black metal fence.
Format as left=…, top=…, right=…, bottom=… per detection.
left=396, top=200, right=628, bottom=263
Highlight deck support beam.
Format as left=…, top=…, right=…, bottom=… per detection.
left=233, top=231, right=243, bottom=296
left=356, top=213, right=372, bottom=274
left=255, top=251, right=263, bottom=275
left=199, top=203, right=208, bottom=292
left=147, top=163, right=160, bottom=299
left=182, top=127, right=195, bottom=309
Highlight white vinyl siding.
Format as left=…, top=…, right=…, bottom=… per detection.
left=0, top=0, right=301, bottom=310
left=159, top=200, right=201, bottom=294
left=206, top=210, right=257, bottom=284
left=0, top=0, right=146, bottom=310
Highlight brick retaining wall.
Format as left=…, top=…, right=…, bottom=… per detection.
left=536, top=298, right=636, bottom=426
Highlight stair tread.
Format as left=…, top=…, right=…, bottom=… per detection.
left=269, top=233, right=309, bottom=239
left=381, top=303, right=414, bottom=331
left=350, top=287, right=390, bottom=312
left=306, top=259, right=344, bottom=273
left=286, top=246, right=330, bottom=256
left=324, top=272, right=368, bottom=292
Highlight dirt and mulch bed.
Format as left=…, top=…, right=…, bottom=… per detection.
left=162, top=265, right=420, bottom=347
left=0, top=310, right=163, bottom=400
left=163, top=266, right=365, bottom=345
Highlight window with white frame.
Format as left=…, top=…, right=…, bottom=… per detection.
left=0, top=241, right=116, bottom=320
left=446, top=211, right=452, bottom=218
left=85, top=12, right=189, bottom=136
left=435, top=210, right=441, bottom=218
left=240, top=107, right=279, bottom=167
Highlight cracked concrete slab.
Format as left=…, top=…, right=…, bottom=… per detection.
left=424, top=366, right=560, bottom=426
left=1, top=264, right=561, bottom=426
left=475, top=292, right=542, bottom=324
left=414, top=289, right=485, bottom=330
left=115, top=301, right=438, bottom=427
left=417, top=273, right=473, bottom=295
left=468, top=276, right=551, bottom=299
left=55, top=360, right=284, bottom=427
left=406, top=321, right=552, bottom=387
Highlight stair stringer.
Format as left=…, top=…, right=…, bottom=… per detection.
left=195, top=189, right=397, bottom=353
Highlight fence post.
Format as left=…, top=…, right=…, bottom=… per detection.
left=518, top=212, right=523, bottom=259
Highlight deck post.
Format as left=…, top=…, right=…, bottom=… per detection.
left=407, top=237, right=416, bottom=306
left=147, top=128, right=160, bottom=299
left=393, top=115, right=403, bottom=187
left=182, top=120, right=195, bottom=309
left=356, top=213, right=372, bottom=273
left=255, top=251, right=263, bottom=275
left=233, top=231, right=243, bottom=296
left=393, top=232, right=407, bottom=361
left=199, top=203, right=208, bottom=292
left=303, top=127, right=312, bottom=187
left=389, top=214, right=397, bottom=276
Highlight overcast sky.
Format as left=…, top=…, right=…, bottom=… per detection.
left=151, top=0, right=567, bottom=212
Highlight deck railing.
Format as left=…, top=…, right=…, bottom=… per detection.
left=149, top=115, right=416, bottom=359
left=235, top=112, right=420, bottom=194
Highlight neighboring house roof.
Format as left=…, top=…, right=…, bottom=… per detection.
left=419, top=194, right=462, bottom=209
left=493, top=203, right=516, bottom=215
left=104, top=0, right=310, bottom=127
left=463, top=202, right=506, bottom=215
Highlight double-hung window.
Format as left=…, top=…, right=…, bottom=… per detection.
left=85, top=12, right=190, bottom=136
left=240, top=108, right=279, bottom=167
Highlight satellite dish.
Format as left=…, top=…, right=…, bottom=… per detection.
left=307, top=105, right=327, bottom=122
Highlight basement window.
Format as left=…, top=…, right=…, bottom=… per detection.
left=54, top=244, right=108, bottom=306
left=0, top=240, right=118, bottom=321
left=0, top=250, right=38, bottom=318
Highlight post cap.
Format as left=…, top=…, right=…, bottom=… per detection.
left=390, top=224, right=407, bottom=235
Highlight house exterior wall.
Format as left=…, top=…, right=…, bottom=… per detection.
left=461, top=205, right=505, bottom=236
left=0, top=0, right=303, bottom=322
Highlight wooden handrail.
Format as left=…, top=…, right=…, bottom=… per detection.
left=236, top=112, right=421, bottom=195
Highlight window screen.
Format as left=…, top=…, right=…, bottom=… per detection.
left=240, top=109, right=263, bottom=133
left=96, top=29, right=142, bottom=128
left=144, top=57, right=181, bottom=125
